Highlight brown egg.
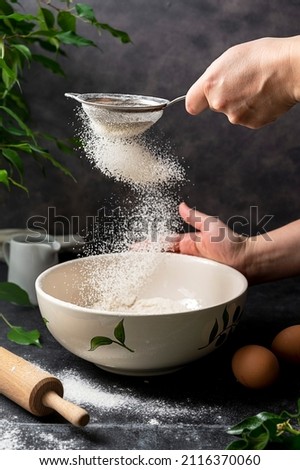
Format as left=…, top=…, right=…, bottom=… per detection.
left=271, top=325, right=300, bottom=364
left=231, top=345, right=280, bottom=389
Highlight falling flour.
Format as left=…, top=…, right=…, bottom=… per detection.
left=78, top=109, right=185, bottom=187
left=74, top=105, right=187, bottom=311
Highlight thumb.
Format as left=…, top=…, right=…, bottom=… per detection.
left=186, top=75, right=209, bottom=115
left=179, top=202, right=210, bottom=231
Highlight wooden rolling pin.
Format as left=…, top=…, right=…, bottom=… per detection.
left=0, top=347, right=89, bottom=427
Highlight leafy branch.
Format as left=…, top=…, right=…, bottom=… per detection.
left=226, top=398, right=300, bottom=449
left=0, top=0, right=131, bottom=192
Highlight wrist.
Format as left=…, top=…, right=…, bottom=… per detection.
left=241, top=220, right=300, bottom=284
left=287, top=35, right=300, bottom=102
left=239, top=233, right=279, bottom=285
left=238, top=236, right=262, bottom=285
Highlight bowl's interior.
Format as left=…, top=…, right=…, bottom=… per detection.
left=37, top=252, right=247, bottom=314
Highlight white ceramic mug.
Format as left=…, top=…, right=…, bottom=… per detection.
left=3, top=233, right=61, bottom=305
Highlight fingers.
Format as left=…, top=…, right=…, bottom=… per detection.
left=185, top=76, right=209, bottom=115
left=179, top=202, right=209, bottom=231
left=175, top=233, right=203, bottom=257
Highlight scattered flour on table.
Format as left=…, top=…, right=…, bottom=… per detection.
left=57, top=368, right=221, bottom=424
left=0, top=367, right=222, bottom=450
left=0, top=419, right=78, bottom=450
left=0, top=420, right=23, bottom=449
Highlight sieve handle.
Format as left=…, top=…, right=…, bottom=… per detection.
left=166, top=95, right=186, bottom=107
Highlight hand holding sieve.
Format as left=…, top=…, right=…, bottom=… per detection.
left=65, top=92, right=186, bottom=137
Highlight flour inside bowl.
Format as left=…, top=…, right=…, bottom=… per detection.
left=89, top=295, right=201, bottom=314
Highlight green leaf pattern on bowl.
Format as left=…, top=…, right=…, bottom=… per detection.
left=199, top=304, right=243, bottom=350
left=45, top=304, right=242, bottom=355
left=89, top=318, right=134, bottom=353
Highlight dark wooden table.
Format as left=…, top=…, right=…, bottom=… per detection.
left=1, top=259, right=300, bottom=450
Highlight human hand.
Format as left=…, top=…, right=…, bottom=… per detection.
left=173, top=203, right=300, bottom=284
left=173, top=202, right=249, bottom=275
left=186, top=36, right=300, bottom=128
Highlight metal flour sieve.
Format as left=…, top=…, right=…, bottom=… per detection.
left=65, top=92, right=186, bottom=137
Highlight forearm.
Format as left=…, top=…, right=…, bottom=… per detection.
left=243, top=219, right=300, bottom=284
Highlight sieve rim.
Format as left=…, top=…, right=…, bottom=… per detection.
left=65, top=92, right=169, bottom=112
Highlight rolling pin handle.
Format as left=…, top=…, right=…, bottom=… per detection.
left=42, top=390, right=90, bottom=427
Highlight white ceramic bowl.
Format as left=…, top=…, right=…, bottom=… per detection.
left=35, top=252, right=248, bottom=376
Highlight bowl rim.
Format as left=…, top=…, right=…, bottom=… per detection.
left=35, top=252, right=248, bottom=316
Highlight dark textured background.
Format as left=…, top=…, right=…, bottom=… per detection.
left=1, top=0, right=300, bottom=237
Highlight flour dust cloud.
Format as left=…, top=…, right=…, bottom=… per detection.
left=75, top=106, right=189, bottom=313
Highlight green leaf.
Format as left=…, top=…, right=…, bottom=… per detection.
left=227, top=425, right=271, bottom=450
left=2, top=68, right=17, bottom=90
left=74, top=4, right=131, bottom=44
left=5, top=143, right=33, bottom=153
left=32, top=54, right=65, bottom=76
left=55, top=30, right=95, bottom=47
left=227, top=412, right=281, bottom=435
left=222, top=307, right=229, bottom=329
left=263, top=417, right=284, bottom=441
left=114, top=319, right=125, bottom=344
left=0, top=13, right=37, bottom=22
left=98, top=23, right=131, bottom=44
left=57, top=11, right=76, bottom=32
left=1, top=124, right=23, bottom=136
left=36, top=39, right=61, bottom=54
left=233, top=305, right=241, bottom=323
left=2, top=147, right=24, bottom=176
left=0, top=313, right=41, bottom=347
left=75, top=4, right=96, bottom=22
left=89, top=336, right=113, bottom=351
left=209, top=318, right=219, bottom=344
left=0, top=0, right=14, bottom=15
left=226, top=439, right=248, bottom=450
left=0, top=58, right=17, bottom=81
left=0, top=38, right=4, bottom=59
left=0, top=282, right=32, bottom=306
left=246, top=425, right=270, bottom=450
left=10, top=44, right=32, bottom=61
left=0, top=168, right=9, bottom=188
left=0, top=106, right=34, bottom=137
left=7, top=326, right=42, bottom=347
left=38, top=7, right=55, bottom=29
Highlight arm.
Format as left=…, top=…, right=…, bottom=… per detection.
left=244, top=219, right=300, bottom=283
left=175, top=202, right=300, bottom=284
left=186, top=36, right=300, bottom=128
